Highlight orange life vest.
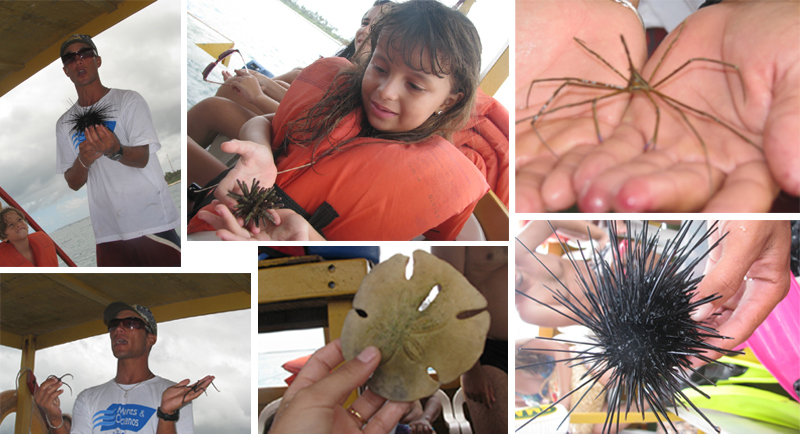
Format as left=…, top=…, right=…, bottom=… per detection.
left=451, top=89, right=509, bottom=207
left=191, top=57, right=489, bottom=240
left=0, top=231, right=58, bottom=267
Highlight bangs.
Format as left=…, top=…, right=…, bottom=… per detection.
left=380, top=24, right=452, bottom=78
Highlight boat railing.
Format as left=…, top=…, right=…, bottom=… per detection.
left=0, top=186, right=78, bottom=267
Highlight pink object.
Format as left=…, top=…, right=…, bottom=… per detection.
left=742, top=275, right=800, bottom=401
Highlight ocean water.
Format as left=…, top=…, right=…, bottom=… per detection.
left=49, top=182, right=181, bottom=267
left=187, top=0, right=342, bottom=109
left=258, top=349, right=320, bottom=387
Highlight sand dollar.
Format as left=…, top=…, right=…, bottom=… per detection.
left=341, top=250, right=490, bottom=401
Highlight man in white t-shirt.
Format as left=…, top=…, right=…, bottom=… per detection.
left=34, top=302, right=215, bottom=434
left=55, top=34, right=180, bottom=267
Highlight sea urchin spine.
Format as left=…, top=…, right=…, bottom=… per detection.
left=516, top=221, right=742, bottom=434
left=68, top=102, right=114, bottom=136
left=226, top=178, right=284, bottom=228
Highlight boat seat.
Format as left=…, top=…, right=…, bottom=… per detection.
left=452, top=387, right=473, bottom=434
left=257, top=397, right=283, bottom=434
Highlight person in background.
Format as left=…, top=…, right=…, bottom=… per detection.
left=0, top=207, right=58, bottom=267
left=432, top=246, right=508, bottom=434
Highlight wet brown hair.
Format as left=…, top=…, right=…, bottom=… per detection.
left=335, top=0, right=395, bottom=60
left=284, top=0, right=482, bottom=164
left=0, top=207, right=26, bottom=240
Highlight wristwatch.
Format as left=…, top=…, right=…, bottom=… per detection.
left=106, top=144, right=124, bottom=161
left=157, top=407, right=180, bottom=422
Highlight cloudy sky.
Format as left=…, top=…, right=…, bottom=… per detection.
left=0, top=308, right=251, bottom=434
left=0, top=0, right=181, bottom=234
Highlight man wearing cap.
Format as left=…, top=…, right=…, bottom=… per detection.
left=55, top=34, right=180, bottom=267
left=34, top=302, right=214, bottom=434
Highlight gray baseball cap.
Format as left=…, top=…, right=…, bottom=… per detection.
left=104, top=302, right=157, bottom=335
left=60, top=34, right=98, bottom=59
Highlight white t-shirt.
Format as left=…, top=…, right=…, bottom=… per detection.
left=72, top=376, right=193, bottom=434
left=639, top=0, right=705, bottom=32
left=56, top=89, right=179, bottom=244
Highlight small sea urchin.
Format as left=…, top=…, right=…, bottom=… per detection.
left=226, top=179, right=284, bottom=228
left=516, top=221, right=742, bottom=434
left=68, top=103, right=114, bottom=136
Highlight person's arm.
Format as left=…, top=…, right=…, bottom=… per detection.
left=430, top=246, right=466, bottom=274
left=64, top=140, right=102, bottom=190
left=408, top=396, right=441, bottom=434
left=460, top=361, right=495, bottom=409
left=272, top=67, right=303, bottom=86
left=238, top=116, right=271, bottom=147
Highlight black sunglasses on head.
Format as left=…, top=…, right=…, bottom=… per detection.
left=62, top=47, right=97, bottom=66
left=108, top=317, right=147, bottom=332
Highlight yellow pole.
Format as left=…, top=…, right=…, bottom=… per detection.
left=15, top=334, right=36, bottom=434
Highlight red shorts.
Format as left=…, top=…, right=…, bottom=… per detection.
left=96, top=231, right=181, bottom=267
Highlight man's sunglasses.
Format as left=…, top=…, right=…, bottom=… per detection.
left=62, top=47, right=97, bottom=66
left=108, top=317, right=147, bottom=332
left=202, top=49, right=248, bottom=85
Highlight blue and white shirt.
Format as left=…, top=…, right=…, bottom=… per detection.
left=72, top=376, right=193, bottom=434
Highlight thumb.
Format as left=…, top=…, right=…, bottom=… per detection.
left=690, top=226, right=750, bottom=322
left=220, top=139, right=254, bottom=159
left=763, top=83, right=800, bottom=196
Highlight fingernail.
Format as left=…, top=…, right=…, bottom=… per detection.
left=691, top=303, right=713, bottom=322
left=356, top=346, right=379, bottom=363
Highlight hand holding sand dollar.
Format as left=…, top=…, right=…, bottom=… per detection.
left=341, top=250, right=490, bottom=402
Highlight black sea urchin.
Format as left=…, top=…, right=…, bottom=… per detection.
left=68, top=103, right=114, bottom=135
left=226, top=179, right=284, bottom=228
left=515, top=221, right=742, bottom=434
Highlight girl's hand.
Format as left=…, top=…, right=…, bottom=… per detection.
left=213, top=139, right=277, bottom=209
left=198, top=203, right=314, bottom=241
left=229, top=73, right=264, bottom=104
left=233, top=69, right=270, bottom=90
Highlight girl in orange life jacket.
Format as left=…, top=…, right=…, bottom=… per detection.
left=194, top=0, right=489, bottom=241
left=0, top=207, right=58, bottom=267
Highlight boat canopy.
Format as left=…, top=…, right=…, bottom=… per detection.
left=0, top=0, right=156, bottom=98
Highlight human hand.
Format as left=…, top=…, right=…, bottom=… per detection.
left=270, top=339, right=412, bottom=434
left=515, top=0, right=646, bottom=211
left=160, top=375, right=216, bottom=414
left=83, top=124, right=121, bottom=157
left=229, top=72, right=264, bottom=104
left=33, top=376, right=65, bottom=426
left=689, top=221, right=791, bottom=364
left=408, top=419, right=434, bottom=434
left=78, top=140, right=103, bottom=165
left=198, top=202, right=314, bottom=241
left=570, top=2, right=798, bottom=212
left=461, top=363, right=495, bottom=409
left=213, top=139, right=278, bottom=209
